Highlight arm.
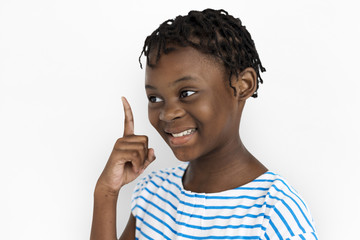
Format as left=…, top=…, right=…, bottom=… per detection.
left=90, top=185, right=119, bottom=240
left=90, top=185, right=136, bottom=240
left=119, top=214, right=136, bottom=240
left=90, top=97, right=155, bottom=240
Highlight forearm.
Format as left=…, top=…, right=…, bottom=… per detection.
left=90, top=184, right=120, bottom=240
left=90, top=97, right=155, bottom=240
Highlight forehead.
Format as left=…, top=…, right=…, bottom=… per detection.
left=145, top=46, right=225, bottom=84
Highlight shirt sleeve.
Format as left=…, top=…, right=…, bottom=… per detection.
left=262, top=179, right=318, bottom=239
left=130, top=173, right=151, bottom=217
left=286, top=232, right=319, bottom=240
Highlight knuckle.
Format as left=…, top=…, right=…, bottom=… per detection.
left=132, top=142, right=143, bottom=147
left=114, top=142, right=124, bottom=150
left=136, top=142, right=146, bottom=149
left=115, top=137, right=125, bottom=145
left=131, top=150, right=140, bottom=157
left=138, top=135, right=148, bottom=142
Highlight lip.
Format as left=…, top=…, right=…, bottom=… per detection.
left=164, top=127, right=196, bottom=135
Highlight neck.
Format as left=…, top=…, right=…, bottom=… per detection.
left=183, top=136, right=267, bottom=193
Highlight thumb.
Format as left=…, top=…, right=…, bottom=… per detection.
left=143, top=148, right=156, bottom=170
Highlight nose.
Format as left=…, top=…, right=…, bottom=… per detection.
left=159, top=101, right=186, bottom=122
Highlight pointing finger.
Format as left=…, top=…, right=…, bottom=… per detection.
left=122, top=96, right=134, bottom=136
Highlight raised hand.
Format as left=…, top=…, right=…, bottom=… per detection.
left=96, top=97, right=156, bottom=194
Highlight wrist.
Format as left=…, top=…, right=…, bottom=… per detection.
left=94, top=181, right=121, bottom=198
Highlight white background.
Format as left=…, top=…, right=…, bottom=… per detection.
left=1, top=0, right=359, bottom=239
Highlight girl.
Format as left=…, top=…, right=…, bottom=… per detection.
left=91, top=9, right=318, bottom=240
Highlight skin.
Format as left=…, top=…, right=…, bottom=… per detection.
left=145, top=46, right=267, bottom=193
left=90, top=46, right=267, bottom=240
left=90, top=97, right=155, bottom=240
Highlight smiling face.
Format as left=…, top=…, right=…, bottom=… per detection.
left=145, top=46, right=244, bottom=162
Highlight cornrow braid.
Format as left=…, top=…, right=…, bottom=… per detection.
left=139, top=8, right=266, bottom=98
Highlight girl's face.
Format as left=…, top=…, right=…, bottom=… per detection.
left=145, top=47, right=242, bottom=161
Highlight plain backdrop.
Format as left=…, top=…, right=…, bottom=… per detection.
left=1, top=0, right=359, bottom=239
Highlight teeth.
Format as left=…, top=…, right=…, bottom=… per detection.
left=171, top=129, right=195, bottom=137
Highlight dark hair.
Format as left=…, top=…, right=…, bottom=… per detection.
left=139, top=8, right=266, bottom=98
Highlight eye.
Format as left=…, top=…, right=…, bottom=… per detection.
left=148, top=96, right=163, bottom=103
left=180, top=90, right=196, bottom=98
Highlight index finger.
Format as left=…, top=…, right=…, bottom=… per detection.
left=121, top=96, right=134, bottom=136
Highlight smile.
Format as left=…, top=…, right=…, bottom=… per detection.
left=171, top=129, right=196, bottom=138
left=165, top=128, right=197, bottom=146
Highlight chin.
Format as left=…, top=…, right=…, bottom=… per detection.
left=172, top=149, right=197, bottom=162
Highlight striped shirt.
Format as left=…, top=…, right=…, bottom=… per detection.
left=131, top=163, right=318, bottom=240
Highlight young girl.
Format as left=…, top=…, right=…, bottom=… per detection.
left=91, top=9, right=318, bottom=240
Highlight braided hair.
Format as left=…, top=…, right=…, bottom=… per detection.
left=139, top=8, right=266, bottom=97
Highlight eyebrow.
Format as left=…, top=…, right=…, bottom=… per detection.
left=145, top=76, right=196, bottom=90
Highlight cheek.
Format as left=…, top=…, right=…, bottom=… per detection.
left=194, top=96, right=236, bottom=139
left=148, top=108, right=158, bottom=129
left=192, top=100, right=224, bottom=130
left=198, top=103, right=216, bottom=121
left=197, top=96, right=229, bottom=119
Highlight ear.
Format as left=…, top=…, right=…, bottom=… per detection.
left=232, top=67, right=257, bottom=100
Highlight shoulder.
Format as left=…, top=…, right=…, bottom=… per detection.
left=134, top=163, right=186, bottom=191
left=264, top=172, right=307, bottom=206
left=264, top=172, right=311, bottom=217
left=260, top=172, right=318, bottom=239
left=130, top=163, right=187, bottom=209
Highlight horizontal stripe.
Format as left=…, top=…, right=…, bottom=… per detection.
left=133, top=194, right=272, bottom=222
left=132, top=164, right=317, bottom=240
left=150, top=177, right=269, bottom=200
left=176, top=210, right=271, bottom=221
left=134, top=203, right=267, bottom=231
left=136, top=214, right=262, bottom=240
left=135, top=187, right=276, bottom=210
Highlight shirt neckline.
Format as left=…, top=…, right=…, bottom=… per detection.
left=173, top=162, right=273, bottom=196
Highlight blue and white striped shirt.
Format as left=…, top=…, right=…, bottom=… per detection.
left=131, top=163, right=318, bottom=240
